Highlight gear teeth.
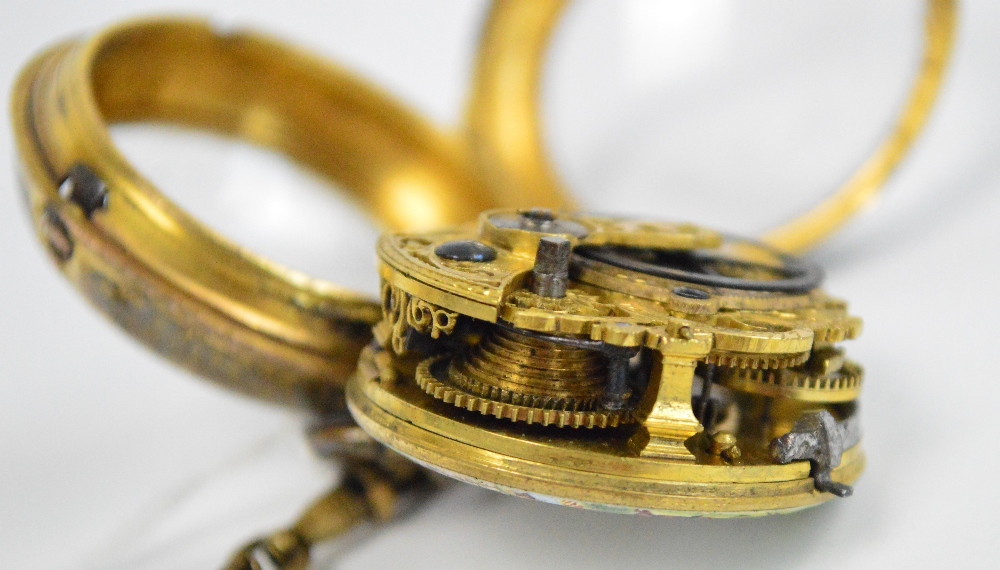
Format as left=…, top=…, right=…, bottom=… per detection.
left=716, top=360, right=863, bottom=403
left=415, top=356, right=633, bottom=429
left=705, top=351, right=809, bottom=370
left=811, top=318, right=863, bottom=343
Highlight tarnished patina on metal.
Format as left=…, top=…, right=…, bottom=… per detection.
left=8, top=1, right=960, bottom=567
left=10, top=18, right=502, bottom=409
left=771, top=409, right=863, bottom=497
left=224, top=455, right=436, bottom=570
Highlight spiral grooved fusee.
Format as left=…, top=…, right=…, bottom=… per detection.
left=448, top=327, right=606, bottom=412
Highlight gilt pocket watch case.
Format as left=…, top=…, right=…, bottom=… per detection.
left=7, top=0, right=960, bottom=567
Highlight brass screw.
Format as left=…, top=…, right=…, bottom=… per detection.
left=709, top=431, right=742, bottom=463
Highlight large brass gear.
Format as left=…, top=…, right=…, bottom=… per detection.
left=415, top=355, right=633, bottom=429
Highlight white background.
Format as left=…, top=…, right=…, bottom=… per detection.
left=1, top=1, right=998, bottom=568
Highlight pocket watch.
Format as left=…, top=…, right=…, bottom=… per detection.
left=9, top=1, right=956, bottom=568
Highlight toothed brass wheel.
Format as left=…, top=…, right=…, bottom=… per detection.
left=717, top=348, right=864, bottom=403
left=415, top=355, right=634, bottom=429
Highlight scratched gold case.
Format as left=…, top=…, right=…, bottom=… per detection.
left=8, top=1, right=959, bottom=565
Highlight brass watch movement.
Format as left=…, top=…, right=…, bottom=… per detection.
left=347, top=208, right=864, bottom=516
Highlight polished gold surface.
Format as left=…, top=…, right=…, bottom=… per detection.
left=763, top=0, right=958, bottom=252
left=11, top=3, right=955, bottom=409
left=348, top=368, right=864, bottom=517
left=465, top=0, right=571, bottom=210
left=347, top=209, right=865, bottom=515
left=11, top=18, right=500, bottom=408
left=467, top=0, right=958, bottom=253
left=7, top=3, right=960, bottom=562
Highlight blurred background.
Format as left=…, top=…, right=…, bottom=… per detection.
left=1, top=1, right=998, bottom=568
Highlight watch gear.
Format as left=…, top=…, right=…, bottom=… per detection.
left=415, top=354, right=633, bottom=429
left=717, top=347, right=863, bottom=403
left=703, top=350, right=810, bottom=370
